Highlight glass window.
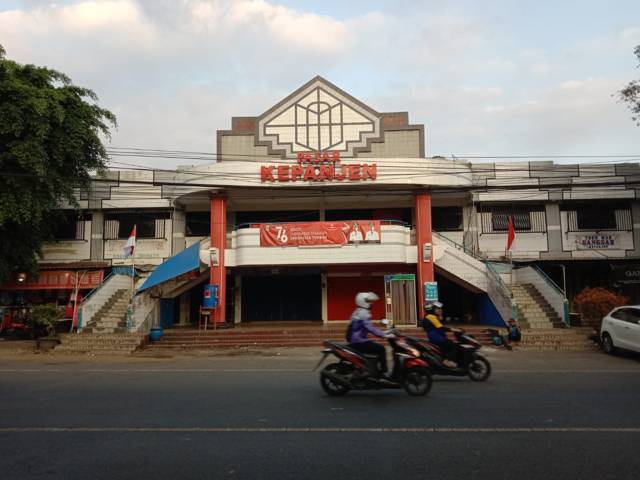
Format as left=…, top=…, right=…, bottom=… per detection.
left=186, top=212, right=210, bottom=236
left=105, top=211, right=169, bottom=239
left=52, top=212, right=87, bottom=240
left=577, top=207, right=616, bottom=230
left=610, top=309, right=627, bottom=321
left=432, top=207, right=463, bottom=231
left=492, top=211, right=531, bottom=232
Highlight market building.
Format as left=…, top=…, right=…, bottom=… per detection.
left=3, top=76, right=640, bottom=335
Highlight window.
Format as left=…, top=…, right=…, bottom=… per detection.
left=614, top=308, right=640, bottom=324
left=52, top=212, right=89, bottom=240
left=186, top=212, right=210, bottom=236
left=432, top=207, right=463, bottom=231
left=104, top=211, right=169, bottom=239
left=479, top=204, right=546, bottom=234
left=563, top=202, right=632, bottom=231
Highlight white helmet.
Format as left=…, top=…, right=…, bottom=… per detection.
left=355, top=292, right=379, bottom=309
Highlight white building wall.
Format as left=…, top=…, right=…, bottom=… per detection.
left=479, top=233, right=548, bottom=260
left=559, top=211, right=633, bottom=258
left=40, top=221, right=92, bottom=262
left=227, top=225, right=416, bottom=267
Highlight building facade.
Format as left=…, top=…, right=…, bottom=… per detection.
left=3, top=76, right=640, bottom=331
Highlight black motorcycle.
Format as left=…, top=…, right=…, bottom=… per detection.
left=315, top=326, right=433, bottom=396
left=403, top=328, right=492, bottom=382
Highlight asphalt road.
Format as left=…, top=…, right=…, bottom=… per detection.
left=1, top=348, right=639, bottom=480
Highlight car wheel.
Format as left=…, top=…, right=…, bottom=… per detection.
left=602, top=333, right=616, bottom=355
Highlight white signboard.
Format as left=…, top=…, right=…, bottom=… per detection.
left=575, top=234, right=617, bottom=250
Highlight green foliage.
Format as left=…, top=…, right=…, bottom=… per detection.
left=618, top=45, right=640, bottom=126
left=0, top=44, right=116, bottom=282
left=31, top=303, right=64, bottom=338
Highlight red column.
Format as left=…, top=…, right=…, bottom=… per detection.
left=415, top=191, right=434, bottom=320
left=210, top=195, right=227, bottom=323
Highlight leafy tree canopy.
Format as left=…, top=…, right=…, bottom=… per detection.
left=0, top=45, right=116, bottom=283
left=619, top=45, right=640, bottom=126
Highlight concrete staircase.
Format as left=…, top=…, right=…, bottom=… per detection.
left=432, top=233, right=488, bottom=292
left=81, top=289, right=130, bottom=334
left=516, top=328, right=596, bottom=351
left=512, top=283, right=564, bottom=329
left=55, top=333, right=144, bottom=355
left=142, top=324, right=499, bottom=351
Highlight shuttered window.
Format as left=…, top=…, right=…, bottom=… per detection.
left=479, top=204, right=546, bottom=233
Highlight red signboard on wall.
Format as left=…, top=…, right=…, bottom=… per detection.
left=260, top=221, right=382, bottom=247
left=1, top=270, right=104, bottom=290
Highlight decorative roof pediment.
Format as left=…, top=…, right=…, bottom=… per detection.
left=257, top=76, right=382, bottom=158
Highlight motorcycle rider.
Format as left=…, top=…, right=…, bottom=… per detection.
left=420, top=301, right=458, bottom=366
left=347, top=292, right=394, bottom=378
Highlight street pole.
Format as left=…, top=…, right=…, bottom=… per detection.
left=71, top=271, right=87, bottom=333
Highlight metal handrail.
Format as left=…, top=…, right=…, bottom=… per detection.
left=486, top=261, right=517, bottom=323
left=234, top=219, right=411, bottom=230
left=79, top=271, right=113, bottom=306
left=531, top=264, right=567, bottom=299
left=531, top=264, right=570, bottom=327
left=432, top=231, right=486, bottom=262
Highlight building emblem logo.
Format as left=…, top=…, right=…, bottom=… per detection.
left=258, top=78, right=381, bottom=158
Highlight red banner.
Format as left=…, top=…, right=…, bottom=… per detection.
left=1, top=270, right=104, bottom=290
left=260, top=221, right=381, bottom=247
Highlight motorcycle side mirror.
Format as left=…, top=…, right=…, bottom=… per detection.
left=381, top=319, right=390, bottom=326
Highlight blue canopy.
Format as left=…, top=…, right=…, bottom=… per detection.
left=137, top=241, right=201, bottom=294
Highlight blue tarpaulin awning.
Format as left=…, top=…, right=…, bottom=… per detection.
left=137, top=241, right=202, bottom=294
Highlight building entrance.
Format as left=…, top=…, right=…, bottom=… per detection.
left=241, top=272, right=321, bottom=321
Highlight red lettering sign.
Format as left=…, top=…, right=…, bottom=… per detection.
left=260, top=162, right=377, bottom=183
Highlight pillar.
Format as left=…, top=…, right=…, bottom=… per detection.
left=210, top=195, right=227, bottom=323
left=415, top=191, right=434, bottom=320
left=90, top=211, right=104, bottom=261
left=172, top=207, right=186, bottom=255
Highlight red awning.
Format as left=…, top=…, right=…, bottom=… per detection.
left=1, top=270, right=104, bottom=290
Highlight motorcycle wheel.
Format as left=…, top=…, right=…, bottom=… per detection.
left=467, top=356, right=492, bottom=382
left=402, top=367, right=433, bottom=396
left=320, top=363, right=351, bottom=396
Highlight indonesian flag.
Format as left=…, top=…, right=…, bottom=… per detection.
left=506, top=216, right=516, bottom=251
left=123, top=225, right=136, bottom=258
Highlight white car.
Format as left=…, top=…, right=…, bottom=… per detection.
left=600, top=306, right=640, bottom=354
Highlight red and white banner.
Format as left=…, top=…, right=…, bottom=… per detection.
left=260, top=221, right=382, bottom=247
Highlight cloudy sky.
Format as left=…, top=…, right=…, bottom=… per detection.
left=1, top=0, right=639, bottom=168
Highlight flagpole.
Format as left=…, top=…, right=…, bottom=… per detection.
left=131, top=230, right=136, bottom=300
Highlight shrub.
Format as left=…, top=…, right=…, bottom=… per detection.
left=31, top=304, right=64, bottom=338
left=572, top=287, right=628, bottom=328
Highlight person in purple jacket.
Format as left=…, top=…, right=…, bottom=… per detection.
left=347, top=292, right=393, bottom=377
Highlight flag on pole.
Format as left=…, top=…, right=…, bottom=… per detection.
left=123, top=225, right=136, bottom=258
left=506, top=216, right=516, bottom=251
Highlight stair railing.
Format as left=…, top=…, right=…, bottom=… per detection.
left=432, top=231, right=487, bottom=261
left=531, top=264, right=570, bottom=327
left=486, top=262, right=516, bottom=325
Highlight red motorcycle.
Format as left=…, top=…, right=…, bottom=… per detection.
left=315, top=324, right=433, bottom=397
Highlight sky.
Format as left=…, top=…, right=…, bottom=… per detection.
left=1, top=0, right=639, bottom=169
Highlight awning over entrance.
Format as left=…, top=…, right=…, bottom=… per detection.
left=137, top=241, right=202, bottom=294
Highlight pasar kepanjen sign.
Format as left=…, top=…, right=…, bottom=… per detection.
left=260, top=220, right=381, bottom=247
left=260, top=151, right=377, bottom=183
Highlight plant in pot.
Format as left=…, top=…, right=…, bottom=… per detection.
left=31, top=304, right=64, bottom=351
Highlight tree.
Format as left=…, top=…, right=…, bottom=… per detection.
left=0, top=45, right=116, bottom=283
left=618, top=45, right=640, bottom=126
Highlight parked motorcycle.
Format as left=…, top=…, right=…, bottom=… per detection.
left=403, top=328, right=492, bottom=382
left=315, top=324, right=433, bottom=396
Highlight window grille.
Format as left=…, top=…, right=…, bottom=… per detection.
left=479, top=204, right=546, bottom=234
left=563, top=203, right=632, bottom=231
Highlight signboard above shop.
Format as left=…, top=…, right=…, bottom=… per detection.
left=260, top=220, right=381, bottom=247
left=575, top=234, right=617, bottom=249
left=260, top=151, right=377, bottom=183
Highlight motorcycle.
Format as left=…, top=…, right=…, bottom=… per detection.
left=315, top=323, right=433, bottom=396
left=403, top=328, right=492, bottom=382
